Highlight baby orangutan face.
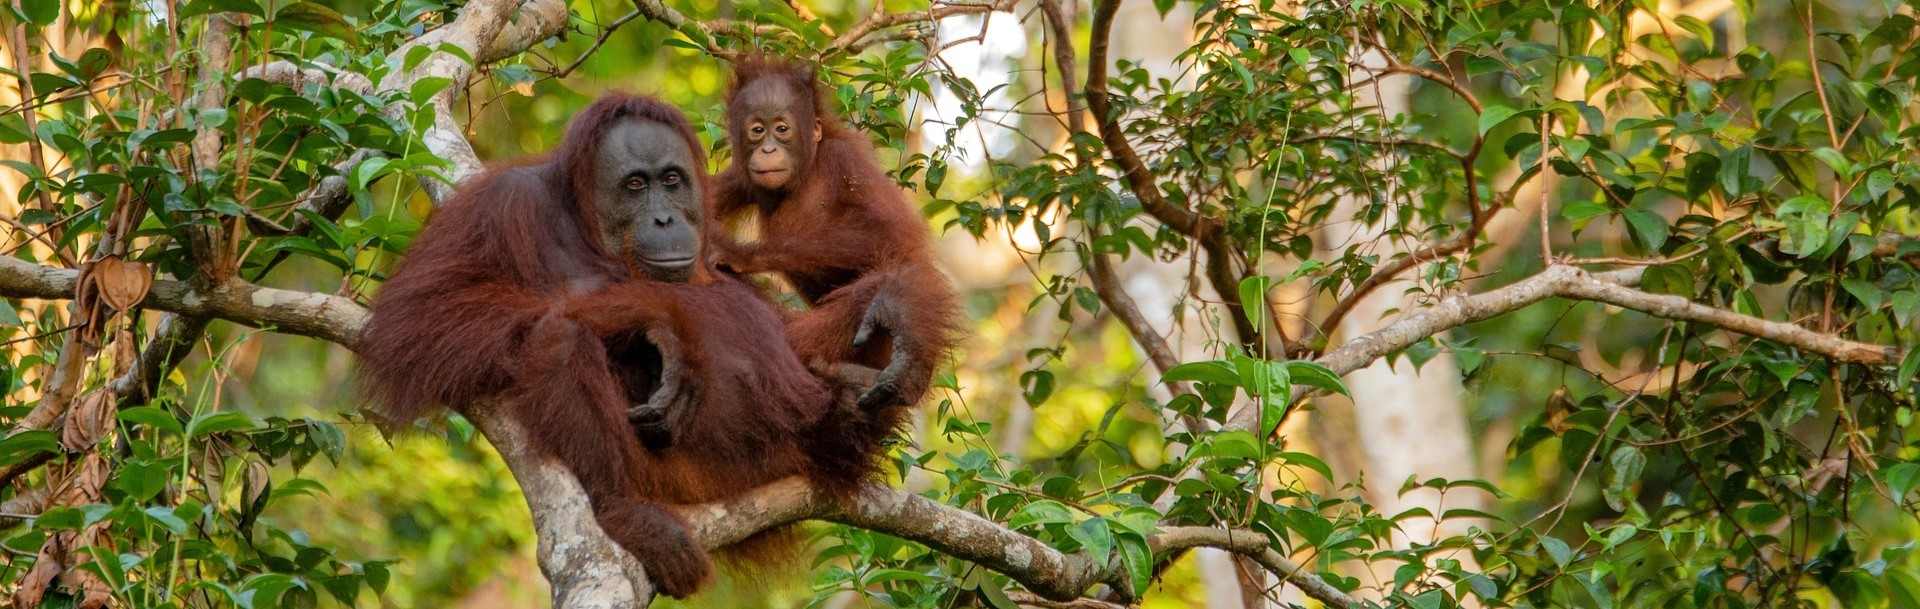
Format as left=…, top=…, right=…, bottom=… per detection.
left=731, top=77, right=820, bottom=192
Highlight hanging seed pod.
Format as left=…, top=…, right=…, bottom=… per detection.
left=92, top=255, right=153, bottom=312
left=110, top=327, right=137, bottom=377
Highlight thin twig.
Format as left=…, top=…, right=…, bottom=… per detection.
left=554, top=10, right=643, bottom=78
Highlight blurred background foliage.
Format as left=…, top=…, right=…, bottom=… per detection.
left=1, top=0, right=1918, bottom=606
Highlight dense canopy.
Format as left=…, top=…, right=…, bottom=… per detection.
left=0, top=0, right=1917, bottom=607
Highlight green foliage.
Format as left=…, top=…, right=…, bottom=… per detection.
left=3, top=0, right=1919, bottom=606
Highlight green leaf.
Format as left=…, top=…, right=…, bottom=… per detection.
left=1019, top=369, right=1054, bottom=406
left=1406, top=589, right=1446, bottom=609
left=352, top=156, right=392, bottom=191
left=1896, top=347, right=1920, bottom=392
left=21, top=0, right=58, bottom=26
left=1562, top=199, right=1609, bottom=228
left=75, top=48, right=114, bottom=79
left=1842, top=278, right=1887, bottom=311
left=863, top=568, right=932, bottom=585
left=0, top=114, right=29, bottom=144
left=1237, top=275, right=1272, bottom=328
left=29, top=72, right=81, bottom=98
left=1163, top=360, right=1239, bottom=386
left=1684, top=152, right=1720, bottom=199
left=409, top=77, right=454, bottom=105
left=1621, top=208, right=1669, bottom=252
left=130, top=128, right=193, bottom=151
left=1720, top=145, right=1751, bottom=197
left=1893, top=290, right=1919, bottom=325
left=1888, top=568, right=1920, bottom=609
left=1674, top=14, right=1715, bottom=47
left=1540, top=535, right=1574, bottom=567
left=180, top=0, right=267, bottom=18
left=1009, top=500, right=1074, bottom=529
left=120, top=407, right=184, bottom=435
left=1068, top=517, right=1113, bottom=560
left=304, top=418, right=347, bottom=464
left=1282, top=360, right=1349, bottom=397
left=199, top=108, right=229, bottom=129
left=1604, top=445, right=1646, bottom=511
left=1478, top=105, right=1520, bottom=135
left=187, top=412, right=258, bottom=438
left=143, top=506, right=189, bottom=534
left=1866, top=169, right=1895, bottom=201
left=1777, top=196, right=1832, bottom=258
left=1118, top=534, right=1152, bottom=597
left=274, top=2, right=359, bottom=44
left=0, top=430, right=58, bottom=467
left=963, top=569, right=1021, bottom=609
left=1642, top=263, right=1695, bottom=297
left=1073, top=286, right=1100, bottom=314
left=1152, top=0, right=1177, bottom=16
left=1276, top=451, right=1334, bottom=480
left=1882, top=462, right=1920, bottom=500
left=363, top=562, right=391, bottom=595
left=1812, top=147, right=1853, bottom=179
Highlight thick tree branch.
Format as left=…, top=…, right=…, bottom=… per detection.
left=1084, top=0, right=1198, bottom=235
left=1315, top=199, right=1501, bottom=343
left=673, top=477, right=1357, bottom=608
left=238, top=62, right=373, bottom=95
left=1227, top=265, right=1903, bottom=433
left=0, top=256, right=365, bottom=347
left=1088, top=248, right=1187, bottom=394
left=1085, top=0, right=1280, bottom=357
left=1041, top=0, right=1083, bottom=127
left=244, top=0, right=568, bottom=92
left=107, top=314, right=210, bottom=405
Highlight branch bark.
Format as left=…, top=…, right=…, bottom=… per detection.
left=1227, top=264, right=1903, bottom=433
left=673, top=477, right=1356, bottom=608
left=0, top=256, right=366, bottom=347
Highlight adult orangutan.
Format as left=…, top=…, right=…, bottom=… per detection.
left=358, top=93, right=896, bottom=599
left=710, top=56, right=961, bottom=411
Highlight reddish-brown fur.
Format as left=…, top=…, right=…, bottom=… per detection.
left=711, top=56, right=962, bottom=407
left=358, top=93, right=897, bottom=599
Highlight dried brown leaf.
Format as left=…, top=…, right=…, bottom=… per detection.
left=197, top=448, right=227, bottom=496
left=61, top=390, right=117, bottom=452
left=244, top=459, right=272, bottom=508
left=109, top=327, right=137, bottom=377
left=54, top=454, right=111, bottom=505
left=13, top=545, right=64, bottom=609
left=63, top=554, right=113, bottom=609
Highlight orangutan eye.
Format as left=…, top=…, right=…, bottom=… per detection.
left=662, top=172, right=681, bottom=186
left=750, top=124, right=766, bottom=137
left=775, top=123, right=790, bottom=135
left=625, top=176, right=646, bottom=191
